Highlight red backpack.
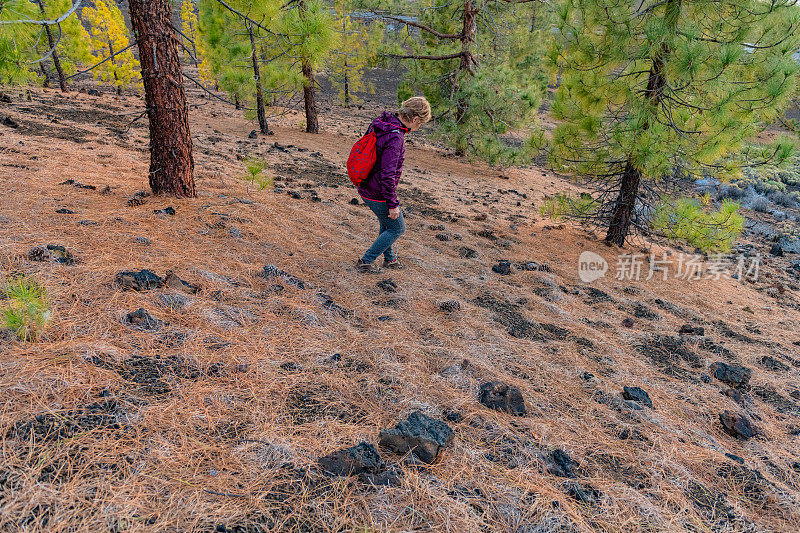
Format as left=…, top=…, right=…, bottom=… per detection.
left=347, top=130, right=380, bottom=187
left=347, top=121, right=406, bottom=187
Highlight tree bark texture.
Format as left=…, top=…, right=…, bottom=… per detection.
left=248, top=23, right=268, bottom=134
left=455, top=0, right=477, bottom=125
left=302, top=58, right=319, bottom=133
left=129, top=0, right=195, bottom=197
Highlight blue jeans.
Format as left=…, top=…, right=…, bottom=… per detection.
left=361, top=197, right=405, bottom=263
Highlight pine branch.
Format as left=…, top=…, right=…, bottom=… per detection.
left=381, top=52, right=464, bottom=61
left=65, top=43, right=136, bottom=80
left=378, top=15, right=461, bottom=39
left=0, top=0, right=82, bottom=25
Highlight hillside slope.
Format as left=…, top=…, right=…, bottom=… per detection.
left=1, top=81, right=800, bottom=532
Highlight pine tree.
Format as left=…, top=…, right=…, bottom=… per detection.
left=196, top=0, right=279, bottom=133
left=551, top=0, right=800, bottom=246
left=385, top=0, right=548, bottom=164
left=0, top=0, right=40, bottom=85
left=329, top=2, right=381, bottom=108
left=82, top=0, right=140, bottom=95
left=279, top=0, right=337, bottom=133
left=34, top=0, right=91, bottom=92
left=128, top=0, right=195, bottom=197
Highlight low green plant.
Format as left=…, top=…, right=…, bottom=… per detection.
left=539, top=192, right=597, bottom=221
left=1, top=275, right=52, bottom=341
left=241, top=157, right=273, bottom=191
left=652, top=198, right=744, bottom=253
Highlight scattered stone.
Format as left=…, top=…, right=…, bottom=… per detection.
left=349, top=198, right=359, bottom=205
left=77, top=220, right=99, bottom=226
left=759, top=355, right=789, bottom=372
left=438, top=300, right=461, bottom=313
left=479, top=381, right=526, bottom=416
left=317, top=293, right=352, bottom=317
left=100, top=185, right=112, bottom=195
left=55, top=208, right=74, bottom=214
left=700, top=374, right=711, bottom=383
left=123, top=308, right=161, bottom=330
left=248, top=130, right=257, bottom=139
left=719, top=410, right=757, bottom=439
left=228, top=227, right=242, bottom=238
left=544, top=448, right=578, bottom=478
left=710, top=362, right=751, bottom=388
left=622, top=386, right=653, bottom=408
left=621, top=317, right=634, bottom=328
left=458, top=246, right=478, bottom=259
left=87, top=89, right=101, bottom=96
left=262, top=264, right=306, bottom=289
left=376, top=278, right=397, bottom=293
left=318, top=442, right=383, bottom=478
left=0, top=93, right=11, bottom=103
left=2, top=116, right=18, bottom=129
left=770, top=243, right=783, bottom=257
left=474, top=213, right=488, bottom=221
left=679, top=324, right=705, bottom=336
left=435, top=232, right=451, bottom=241
left=724, top=453, right=745, bottom=465
left=134, top=236, right=150, bottom=245
left=126, top=191, right=150, bottom=207
left=492, top=260, right=512, bottom=275
left=164, top=270, right=200, bottom=294
left=379, top=411, right=454, bottom=464
left=115, top=269, right=164, bottom=291
left=154, top=207, right=176, bottom=216
left=28, top=244, right=74, bottom=265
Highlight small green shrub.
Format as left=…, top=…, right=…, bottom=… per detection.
left=652, top=198, right=744, bottom=252
left=240, top=157, right=273, bottom=191
left=540, top=192, right=597, bottom=221
left=1, top=275, right=52, bottom=341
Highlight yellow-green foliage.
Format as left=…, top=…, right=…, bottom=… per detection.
left=241, top=157, right=273, bottom=190
left=82, top=0, right=140, bottom=90
left=0, top=0, right=40, bottom=84
left=652, top=198, right=744, bottom=252
left=328, top=2, right=380, bottom=106
left=39, top=0, right=92, bottom=75
left=540, top=192, right=597, bottom=220
left=1, top=274, right=51, bottom=341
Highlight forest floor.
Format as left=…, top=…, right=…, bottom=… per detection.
left=1, top=71, right=800, bottom=533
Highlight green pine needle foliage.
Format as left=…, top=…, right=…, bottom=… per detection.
left=1, top=274, right=52, bottom=341
left=652, top=198, right=744, bottom=252
left=540, top=192, right=598, bottom=220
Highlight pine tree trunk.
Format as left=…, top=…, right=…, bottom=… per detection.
left=35, top=0, right=67, bottom=92
left=39, top=62, right=50, bottom=87
left=343, top=63, right=350, bottom=108
left=455, top=0, right=478, bottom=125
left=248, top=23, right=268, bottom=135
left=302, top=58, right=319, bottom=133
left=605, top=0, right=681, bottom=246
left=605, top=160, right=642, bottom=246
left=129, top=0, right=195, bottom=198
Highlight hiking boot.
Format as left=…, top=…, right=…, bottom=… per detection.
left=356, top=259, right=383, bottom=274
left=382, top=258, right=406, bottom=270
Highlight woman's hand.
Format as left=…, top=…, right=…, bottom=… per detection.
left=388, top=207, right=400, bottom=220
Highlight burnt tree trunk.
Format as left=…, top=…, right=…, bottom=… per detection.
left=36, top=0, right=67, bottom=92
left=604, top=0, right=680, bottom=246
left=302, top=58, right=319, bottom=133
left=248, top=23, right=268, bottom=135
left=343, top=61, right=351, bottom=108
left=129, top=0, right=195, bottom=198
left=605, top=161, right=642, bottom=246
left=39, top=62, right=50, bottom=87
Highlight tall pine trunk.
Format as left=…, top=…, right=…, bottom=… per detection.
left=343, top=61, right=350, bottom=108
left=248, top=23, right=268, bottom=135
left=129, top=0, right=195, bottom=198
left=302, top=58, right=319, bottom=133
left=36, top=0, right=67, bottom=92
left=455, top=0, right=477, bottom=125
left=604, top=0, right=680, bottom=246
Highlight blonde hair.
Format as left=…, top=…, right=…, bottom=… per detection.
left=399, top=96, right=432, bottom=124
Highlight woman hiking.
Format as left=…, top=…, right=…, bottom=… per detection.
left=355, top=96, right=432, bottom=273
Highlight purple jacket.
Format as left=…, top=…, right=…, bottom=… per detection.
left=357, top=111, right=407, bottom=209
